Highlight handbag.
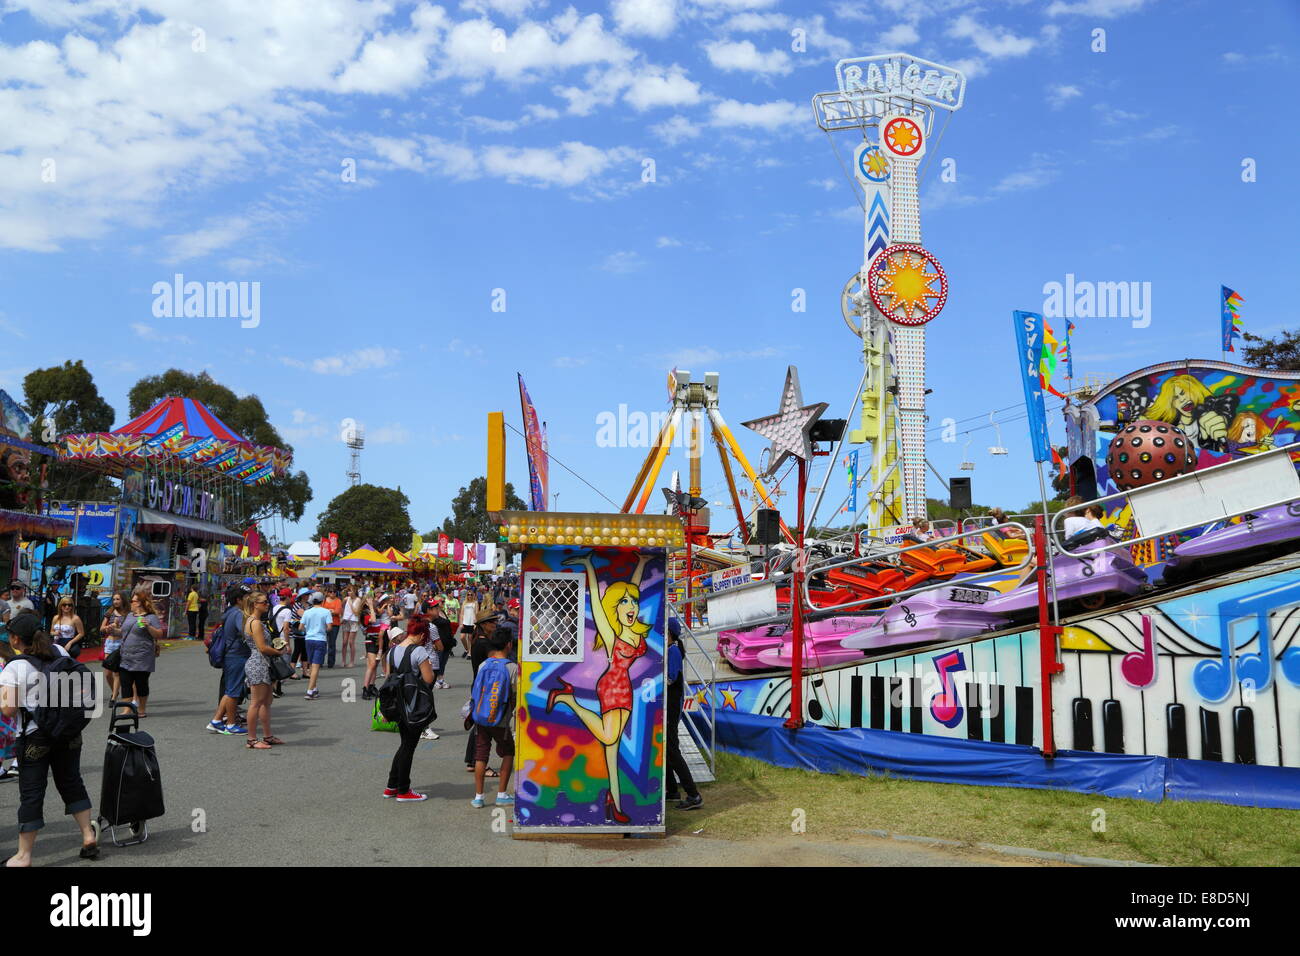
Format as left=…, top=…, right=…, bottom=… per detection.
left=371, top=697, right=399, bottom=733
left=103, top=648, right=122, bottom=672
left=265, top=653, right=294, bottom=682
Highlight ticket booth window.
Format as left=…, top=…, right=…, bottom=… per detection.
left=522, top=572, right=585, bottom=662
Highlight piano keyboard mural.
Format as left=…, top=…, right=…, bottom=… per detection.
left=692, top=565, right=1300, bottom=769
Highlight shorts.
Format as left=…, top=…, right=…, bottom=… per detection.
left=364, top=626, right=385, bottom=655
left=222, top=653, right=250, bottom=698
left=458, top=624, right=475, bottom=636
left=473, top=724, right=515, bottom=763
left=341, top=621, right=360, bottom=636
left=305, top=641, right=326, bottom=666
left=119, top=669, right=152, bottom=699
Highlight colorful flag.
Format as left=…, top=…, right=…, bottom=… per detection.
left=1222, top=286, right=1244, bottom=352
left=518, top=374, right=548, bottom=511
left=453, top=539, right=464, bottom=561
left=243, top=523, right=261, bottom=558
left=1040, top=321, right=1067, bottom=399
left=1063, top=320, right=1076, bottom=378
left=329, top=533, right=339, bottom=560
left=1013, top=311, right=1051, bottom=463
left=437, top=533, right=449, bottom=558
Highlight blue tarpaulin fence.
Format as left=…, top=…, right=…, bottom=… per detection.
left=702, top=710, right=1300, bottom=810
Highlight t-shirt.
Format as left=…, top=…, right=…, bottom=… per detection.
left=186, top=592, right=200, bottom=612
left=1064, top=516, right=1101, bottom=538
left=4, top=597, right=34, bottom=621
left=388, top=642, right=433, bottom=673
left=431, top=617, right=454, bottom=650
left=342, top=598, right=359, bottom=622
left=301, top=606, right=332, bottom=642
left=403, top=592, right=416, bottom=611
left=324, top=597, right=343, bottom=626
left=268, top=604, right=294, bottom=642
left=1, top=645, right=72, bottom=736
left=222, top=605, right=250, bottom=661
left=120, top=613, right=162, bottom=673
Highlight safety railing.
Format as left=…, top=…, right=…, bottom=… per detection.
left=667, top=600, right=716, bottom=775
left=800, top=522, right=1037, bottom=614
left=1049, top=446, right=1300, bottom=560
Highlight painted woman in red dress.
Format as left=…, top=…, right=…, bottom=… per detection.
left=547, top=552, right=652, bottom=824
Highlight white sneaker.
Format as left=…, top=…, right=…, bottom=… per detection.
left=421, top=728, right=440, bottom=740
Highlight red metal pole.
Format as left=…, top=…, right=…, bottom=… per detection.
left=684, top=517, right=693, bottom=629
left=785, top=457, right=808, bottom=730
left=1033, top=515, right=1064, bottom=757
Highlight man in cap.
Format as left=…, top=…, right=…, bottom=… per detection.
left=300, top=591, right=332, bottom=700
left=3, top=580, right=34, bottom=624
left=208, top=583, right=251, bottom=735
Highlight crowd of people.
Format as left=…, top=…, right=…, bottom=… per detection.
left=0, top=565, right=709, bottom=865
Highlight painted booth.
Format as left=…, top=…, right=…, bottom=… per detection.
left=499, top=511, right=684, bottom=836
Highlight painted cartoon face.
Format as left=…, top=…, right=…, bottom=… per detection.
left=1172, top=386, right=1194, bottom=419
left=1240, top=418, right=1256, bottom=443
left=617, top=593, right=639, bottom=628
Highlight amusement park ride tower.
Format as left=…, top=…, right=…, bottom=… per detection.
left=817, top=53, right=965, bottom=527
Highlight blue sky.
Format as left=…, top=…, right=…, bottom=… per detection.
left=1, top=0, right=1297, bottom=543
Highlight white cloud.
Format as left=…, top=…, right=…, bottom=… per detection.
left=1047, top=84, right=1082, bottom=109
left=710, top=99, right=802, bottom=131
left=439, top=10, right=635, bottom=82
left=992, top=154, right=1059, bottom=194
left=163, top=217, right=253, bottom=264
left=947, top=15, right=1035, bottom=58
left=369, top=423, right=412, bottom=444
left=611, top=0, right=678, bottom=39
left=624, top=66, right=702, bottom=110
left=131, top=322, right=194, bottom=346
left=1046, top=0, right=1150, bottom=16
left=651, top=114, right=700, bottom=145
left=724, top=12, right=789, bottom=31
left=880, top=23, right=920, bottom=46
left=553, top=355, right=589, bottom=367
left=481, top=141, right=632, bottom=186
left=655, top=236, right=682, bottom=247
left=335, top=4, right=447, bottom=94
left=306, top=347, right=399, bottom=375
left=600, top=250, right=646, bottom=273
left=704, top=39, right=791, bottom=74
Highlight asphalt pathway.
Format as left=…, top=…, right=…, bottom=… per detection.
left=1, top=642, right=1028, bottom=868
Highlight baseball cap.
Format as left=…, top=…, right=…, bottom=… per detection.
left=309, top=592, right=325, bottom=604
left=242, top=576, right=257, bottom=585
left=278, top=587, right=294, bottom=599
left=668, top=618, right=681, bottom=639
left=297, top=587, right=312, bottom=596
left=226, top=583, right=250, bottom=605
left=8, top=612, right=42, bottom=641
left=9, top=580, right=24, bottom=589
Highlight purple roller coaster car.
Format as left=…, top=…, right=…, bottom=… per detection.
left=1163, top=501, right=1300, bottom=581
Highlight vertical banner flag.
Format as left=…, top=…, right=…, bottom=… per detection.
left=846, top=451, right=858, bottom=513
left=453, top=539, right=464, bottom=562
left=1013, top=311, right=1051, bottom=463
left=319, top=539, right=329, bottom=562
left=437, top=533, right=449, bottom=558
left=1064, top=320, right=1076, bottom=378
left=518, top=373, right=548, bottom=511
left=1222, top=286, right=1244, bottom=352
left=328, top=533, right=338, bottom=560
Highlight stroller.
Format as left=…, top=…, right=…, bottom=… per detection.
left=92, top=700, right=165, bottom=847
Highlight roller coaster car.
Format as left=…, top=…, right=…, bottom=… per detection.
left=896, top=535, right=999, bottom=577
left=1161, top=501, right=1300, bottom=584
left=720, top=617, right=876, bottom=672
left=778, top=586, right=864, bottom=609
left=823, top=560, right=931, bottom=596
left=981, top=531, right=1030, bottom=567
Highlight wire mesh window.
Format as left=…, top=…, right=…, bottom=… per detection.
left=522, top=572, right=585, bottom=662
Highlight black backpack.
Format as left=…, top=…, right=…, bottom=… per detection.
left=18, top=653, right=96, bottom=742
left=378, top=646, right=436, bottom=730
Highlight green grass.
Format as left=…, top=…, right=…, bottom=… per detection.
left=667, top=752, right=1300, bottom=866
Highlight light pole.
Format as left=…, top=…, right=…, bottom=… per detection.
left=552, top=492, right=559, bottom=511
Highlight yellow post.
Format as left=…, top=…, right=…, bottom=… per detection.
left=487, top=411, right=505, bottom=513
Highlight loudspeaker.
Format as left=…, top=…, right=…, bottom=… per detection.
left=755, top=509, right=781, bottom=545
left=949, top=477, right=972, bottom=510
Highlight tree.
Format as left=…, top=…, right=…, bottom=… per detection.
left=22, top=360, right=118, bottom=502
left=129, top=369, right=312, bottom=523
left=435, top=477, right=526, bottom=542
left=316, top=483, right=413, bottom=551
left=1240, top=330, right=1300, bottom=371
left=1048, top=445, right=1072, bottom=501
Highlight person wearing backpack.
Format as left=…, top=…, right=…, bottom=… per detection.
left=380, top=618, right=436, bottom=802
left=1, top=614, right=98, bottom=866
left=206, top=584, right=250, bottom=736
left=469, top=631, right=517, bottom=809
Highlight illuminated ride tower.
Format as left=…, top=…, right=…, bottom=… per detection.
left=815, top=53, right=966, bottom=528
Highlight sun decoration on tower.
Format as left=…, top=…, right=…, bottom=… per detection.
left=881, top=115, right=924, bottom=158
left=867, top=243, right=948, bottom=326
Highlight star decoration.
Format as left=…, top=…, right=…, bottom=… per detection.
left=718, top=685, right=741, bottom=710
left=868, top=244, right=948, bottom=326
left=881, top=115, right=924, bottom=158
left=741, top=365, right=828, bottom=478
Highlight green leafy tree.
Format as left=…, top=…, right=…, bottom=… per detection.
left=1240, top=330, right=1300, bottom=371
left=317, top=483, right=413, bottom=551
left=22, top=360, right=118, bottom=502
left=128, top=369, right=311, bottom=523
left=434, top=477, right=526, bottom=542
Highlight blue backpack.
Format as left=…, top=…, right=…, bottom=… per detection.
left=470, top=658, right=512, bottom=726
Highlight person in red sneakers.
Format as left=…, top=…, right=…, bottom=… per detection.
left=382, top=620, right=436, bottom=803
